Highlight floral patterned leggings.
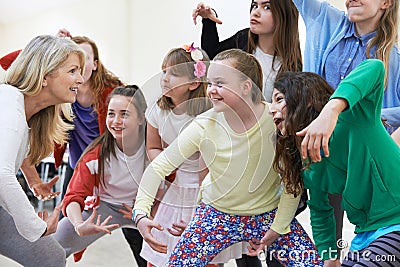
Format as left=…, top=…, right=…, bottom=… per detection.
left=166, top=202, right=323, bottom=267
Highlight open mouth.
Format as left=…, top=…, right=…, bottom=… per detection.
left=70, top=87, right=78, bottom=93
left=273, top=117, right=283, bottom=127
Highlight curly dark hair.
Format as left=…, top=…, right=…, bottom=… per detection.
left=272, top=71, right=333, bottom=196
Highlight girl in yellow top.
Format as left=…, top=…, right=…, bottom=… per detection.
left=133, top=49, right=322, bottom=266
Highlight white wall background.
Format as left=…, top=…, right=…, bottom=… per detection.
left=0, top=0, right=346, bottom=103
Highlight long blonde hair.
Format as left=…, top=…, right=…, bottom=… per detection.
left=366, top=0, right=398, bottom=85
left=5, top=35, right=85, bottom=165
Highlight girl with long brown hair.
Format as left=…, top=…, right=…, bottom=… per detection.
left=192, top=0, right=302, bottom=103
left=54, top=85, right=147, bottom=266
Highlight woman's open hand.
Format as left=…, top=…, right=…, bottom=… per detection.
left=31, top=176, right=60, bottom=201
left=38, top=204, right=63, bottom=236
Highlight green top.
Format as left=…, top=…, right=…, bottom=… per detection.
left=302, top=59, right=400, bottom=260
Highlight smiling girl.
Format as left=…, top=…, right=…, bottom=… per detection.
left=133, top=49, right=322, bottom=267
left=140, top=45, right=217, bottom=267
left=53, top=85, right=147, bottom=266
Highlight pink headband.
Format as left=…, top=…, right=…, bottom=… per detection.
left=182, top=43, right=206, bottom=78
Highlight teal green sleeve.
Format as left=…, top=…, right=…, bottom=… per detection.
left=330, top=59, right=385, bottom=109
left=304, top=165, right=338, bottom=260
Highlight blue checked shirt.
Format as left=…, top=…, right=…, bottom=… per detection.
left=323, top=24, right=376, bottom=90
left=294, top=0, right=400, bottom=132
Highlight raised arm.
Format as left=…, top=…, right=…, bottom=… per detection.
left=297, top=59, right=385, bottom=162
left=192, top=2, right=222, bottom=25
left=192, top=3, right=248, bottom=59
left=291, top=0, right=344, bottom=27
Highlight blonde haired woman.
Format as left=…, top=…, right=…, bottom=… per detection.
left=0, top=35, right=84, bottom=267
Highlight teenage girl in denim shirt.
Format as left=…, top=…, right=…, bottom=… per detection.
left=293, top=0, right=400, bottom=132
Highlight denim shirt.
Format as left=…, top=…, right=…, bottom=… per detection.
left=323, top=24, right=376, bottom=90
left=293, top=0, right=400, bottom=131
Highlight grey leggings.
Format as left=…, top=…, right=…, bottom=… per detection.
left=52, top=201, right=140, bottom=259
left=341, top=231, right=400, bottom=266
left=0, top=207, right=66, bottom=267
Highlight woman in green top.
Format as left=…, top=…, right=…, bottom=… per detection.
left=269, top=59, right=400, bottom=266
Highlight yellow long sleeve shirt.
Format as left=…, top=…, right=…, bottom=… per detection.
left=135, top=103, right=300, bottom=234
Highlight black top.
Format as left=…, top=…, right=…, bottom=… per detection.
left=201, top=18, right=249, bottom=59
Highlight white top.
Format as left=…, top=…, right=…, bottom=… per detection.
left=145, top=103, right=200, bottom=176
left=253, top=46, right=282, bottom=102
left=83, top=143, right=146, bottom=207
left=0, top=84, right=47, bottom=242
left=99, top=143, right=146, bottom=206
